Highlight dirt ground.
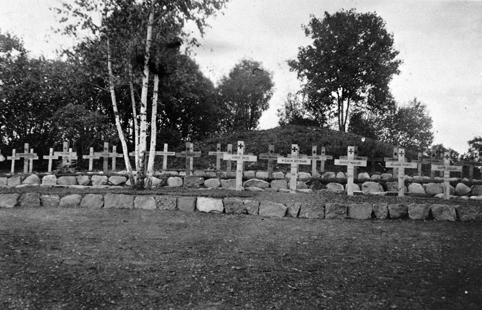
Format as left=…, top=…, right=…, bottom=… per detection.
left=1, top=207, right=482, bottom=310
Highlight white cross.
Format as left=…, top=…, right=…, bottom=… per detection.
left=431, top=152, right=462, bottom=200
left=385, top=148, right=417, bottom=197
left=277, top=144, right=311, bottom=193
left=222, top=141, right=257, bottom=191
left=335, top=146, right=367, bottom=196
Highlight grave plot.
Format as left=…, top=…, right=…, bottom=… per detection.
left=308, top=146, right=332, bottom=177
left=259, top=144, right=280, bottom=179
left=431, top=152, right=463, bottom=200
left=335, top=146, right=367, bottom=196
left=277, top=144, right=311, bottom=193
left=175, top=142, right=201, bottom=176
left=222, top=141, right=257, bottom=191
left=385, top=148, right=417, bottom=197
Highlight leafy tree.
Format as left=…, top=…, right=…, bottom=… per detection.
left=277, top=92, right=320, bottom=127
left=54, top=0, right=228, bottom=187
left=378, top=98, right=434, bottom=151
left=288, top=9, right=402, bottom=132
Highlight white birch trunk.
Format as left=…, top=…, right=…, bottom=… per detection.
left=147, top=74, right=160, bottom=175
left=128, top=65, right=139, bottom=171
left=107, top=38, right=134, bottom=183
left=137, top=8, right=155, bottom=188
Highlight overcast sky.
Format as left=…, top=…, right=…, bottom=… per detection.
left=1, top=0, right=481, bottom=154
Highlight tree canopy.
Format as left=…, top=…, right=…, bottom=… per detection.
left=288, top=9, right=402, bottom=132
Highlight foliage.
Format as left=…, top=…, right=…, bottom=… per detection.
left=288, top=9, right=401, bottom=132
left=217, top=59, right=274, bottom=131
left=277, top=92, right=321, bottom=127
left=378, top=98, right=434, bottom=152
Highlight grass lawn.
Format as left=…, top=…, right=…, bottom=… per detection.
left=1, top=207, right=481, bottom=309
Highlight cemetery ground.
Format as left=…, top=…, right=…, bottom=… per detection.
left=1, top=189, right=482, bottom=309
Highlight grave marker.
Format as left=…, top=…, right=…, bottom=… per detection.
left=82, top=147, right=100, bottom=171
left=54, top=142, right=78, bottom=167
left=385, top=148, right=417, bottom=197
left=157, top=143, right=176, bottom=171
left=208, top=143, right=227, bottom=172
left=110, top=145, right=123, bottom=171
left=226, top=144, right=233, bottom=177
left=335, top=146, right=367, bottom=196
left=175, top=142, right=201, bottom=176
left=223, top=141, right=257, bottom=191
left=15, top=143, right=39, bottom=174
left=308, top=146, right=333, bottom=177
left=7, top=149, right=20, bottom=173
left=259, top=145, right=280, bottom=179
left=455, top=151, right=480, bottom=182
left=43, top=148, right=59, bottom=173
left=277, top=144, right=311, bottom=193
left=94, top=142, right=116, bottom=172
left=431, top=152, right=462, bottom=200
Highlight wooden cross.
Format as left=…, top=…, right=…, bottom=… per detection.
left=384, top=147, right=400, bottom=178
left=223, top=141, right=257, bottom=191
left=208, top=143, right=227, bottom=172
left=226, top=144, right=233, bottom=177
left=455, top=151, right=481, bottom=182
left=277, top=144, right=311, bottom=193
left=15, top=143, right=39, bottom=174
left=431, top=152, right=462, bottom=200
left=110, top=145, right=123, bottom=171
left=54, top=142, right=77, bottom=167
left=43, top=148, right=58, bottom=173
left=335, top=146, right=367, bottom=196
left=157, top=143, right=176, bottom=171
left=7, top=149, right=21, bottom=173
left=385, top=148, right=417, bottom=197
left=82, top=147, right=100, bottom=171
left=175, top=142, right=201, bottom=176
left=259, top=145, right=280, bottom=179
left=308, top=146, right=332, bottom=177
left=94, top=142, right=115, bottom=172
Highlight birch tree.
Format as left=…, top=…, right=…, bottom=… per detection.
left=54, top=0, right=228, bottom=188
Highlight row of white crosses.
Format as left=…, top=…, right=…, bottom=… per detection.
left=3, top=142, right=124, bottom=173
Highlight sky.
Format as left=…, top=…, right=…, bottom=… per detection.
left=1, top=0, right=481, bottom=154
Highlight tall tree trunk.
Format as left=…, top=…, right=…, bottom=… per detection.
left=137, top=8, right=155, bottom=189
left=147, top=74, right=160, bottom=176
left=107, top=38, right=134, bottom=183
left=128, top=65, right=139, bottom=171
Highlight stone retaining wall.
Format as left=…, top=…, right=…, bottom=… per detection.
left=1, top=192, right=480, bottom=222
left=2, top=172, right=482, bottom=200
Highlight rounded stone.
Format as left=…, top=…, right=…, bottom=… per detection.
left=455, top=183, right=471, bottom=196
left=408, top=183, right=425, bottom=194
left=167, top=176, right=183, bottom=187
left=204, top=178, right=221, bottom=188
left=326, top=182, right=345, bottom=192
left=22, top=174, right=40, bottom=185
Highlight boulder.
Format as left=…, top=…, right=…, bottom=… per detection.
left=455, top=183, right=471, bottom=196
left=431, top=204, right=456, bottom=221
left=76, top=175, right=91, bottom=186
left=286, top=202, right=301, bottom=217
left=371, top=174, right=381, bottom=181
left=193, top=170, right=206, bottom=176
left=19, top=193, right=40, bottom=207
left=223, top=198, right=248, bottom=214
left=244, top=200, right=260, bottom=215
left=255, top=171, right=269, bottom=179
left=22, top=174, right=40, bottom=185
left=40, top=195, right=60, bottom=208
left=372, top=203, right=388, bottom=219
left=345, top=183, right=361, bottom=193
left=408, top=203, right=431, bottom=220
left=91, top=175, right=108, bottom=186
left=361, top=182, right=384, bottom=194
left=103, top=194, right=134, bottom=209
left=272, top=172, right=285, bottom=179
left=423, top=183, right=444, bottom=195
left=298, top=203, right=324, bottom=219
left=381, top=173, right=393, bottom=180
left=244, top=171, right=256, bottom=178
left=134, top=196, right=156, bottom=210
left=155, top=196, right=177, bottom=210
left=325, top=203, right=347, bottom=219
left=7, top=176, right=22, bottom=187
left=457, top=205, right=480, bottom=221
left=59, top=194, right=82, bottom=208
left=298, top=172, right=311, bottom=180
left=472, top=185, right=482, bottom=196
left=167, top=176, right=183, bottom=187
left=326, top=182, right=345, bottom=193
left=259, top=201, right=287, bottom=218
left=109, top=176, right=127, bottom=186
left=289, top=181, right=308, bottom=190
left=348, top=203, right=372, bottom=220
left=322, top=172, right=336, bottom=179
left=197, top=197, right=223, bottom=213
left=220, top=179, right=237, bottom=189
left=243, top=178, right=269, bottom=189
left=336, top=172, right=346, bottom=179
left=408, top=183, right=425, bottom=194
left=184, top=176, right=204, bottom=188
left=204, top=178, right=221, bottom=188
left=149, top=177, right=165, bottom=188
left=386, top=181, right=406, bottom=193
left=0, top=177, right=7, bottom=187
left=309, top=180, right=324, bottom=191
left=57, top=176, right=77, bottom=186
left=412, top=176, right=423, bottom=183
left=358, top=172, right=370, bottom=180
left=80, top=194, right=103, bottom=209
left=0, top=194, right=20, bottom=208
left=270, top=179, right=288, bottom=190
left=177, top=197, right=196, bottom=212
left=388, top=204, right=408, bottom=219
